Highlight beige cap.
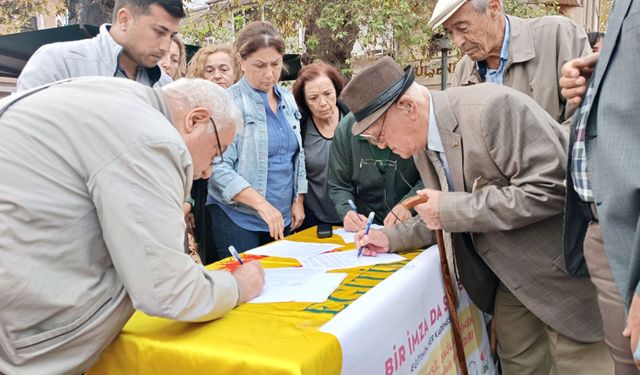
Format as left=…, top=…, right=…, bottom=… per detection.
left=429, top=0, right=467, bottom=30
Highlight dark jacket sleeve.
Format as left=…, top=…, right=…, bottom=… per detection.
left=328, top=113, right=357, bottom=221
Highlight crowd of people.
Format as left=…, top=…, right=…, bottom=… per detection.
left=0, top=0, right=637, bottom=373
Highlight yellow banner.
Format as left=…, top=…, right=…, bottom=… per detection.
left=89, top=229, right=423, bottom=375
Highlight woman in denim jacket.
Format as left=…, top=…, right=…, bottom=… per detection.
left=207, top=21, right=307, bottom=258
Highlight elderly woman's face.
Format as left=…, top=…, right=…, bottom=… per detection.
left=304, top=74, right=338, bottom=121
left=240, top=47, right=283, bottom=92
left=203, top=51, right=236, bottom=88
left=159, top=40, right=181, bottom=79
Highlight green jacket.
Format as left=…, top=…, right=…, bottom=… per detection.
left=328, top=113, right=423, bottom=224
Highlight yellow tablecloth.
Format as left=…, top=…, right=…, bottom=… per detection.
left=88, top=228, right=423, bottom=375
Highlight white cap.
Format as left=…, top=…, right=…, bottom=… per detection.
left=429, top=0, right=467, bottom=30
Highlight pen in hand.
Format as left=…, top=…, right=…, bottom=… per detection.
left=228, top=245, right=244, bottom=265
left=348, top=199, right=358, bottom=213
left=357, top=212, right=375, bottom=258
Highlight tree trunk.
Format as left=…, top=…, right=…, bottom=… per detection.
left=67, top=0, right=113, bottom=26
left=302, top=4, right=358, bottom=76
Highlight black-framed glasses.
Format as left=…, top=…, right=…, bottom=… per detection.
left=359, top=110, right=388, bottom=144
left=210, top=117, right=224, bottom=165
left=358, top=158, right=415, bottom=224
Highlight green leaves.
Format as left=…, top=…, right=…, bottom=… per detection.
left=0, top=0, right=50, bottom=34
left=179, top=0, right=560, bottom=76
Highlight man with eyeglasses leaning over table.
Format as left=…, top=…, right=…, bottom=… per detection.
left=350, top=57, right=612, bottom=374
left=0, top=77, right=264, bottom=375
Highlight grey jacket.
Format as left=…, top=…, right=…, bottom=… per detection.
left=0, top=78, right=239, bottom=375
left=564, top=0, right=640, bottom=308
left=17, top=24, right=172, bottom=91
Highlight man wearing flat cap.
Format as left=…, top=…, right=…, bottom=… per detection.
left=430, top=0, right=590, bottom=125
left=350, top=57, right=612, bottom=374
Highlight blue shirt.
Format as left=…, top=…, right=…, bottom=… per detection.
left=215, top=85, right=299, bottom=231
left=428, top=95, right=455, bottom=190
left=477, top=16, right=511, bottom=85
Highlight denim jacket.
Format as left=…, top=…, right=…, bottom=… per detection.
left=208, top=77, right=307, bottom=215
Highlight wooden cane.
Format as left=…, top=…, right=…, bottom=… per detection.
left=403, top=195, right=469, bottom=375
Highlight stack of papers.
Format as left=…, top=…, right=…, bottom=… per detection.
left=244, top=238, right=406, bottom=303
left=334, top=224, right=384, bottom=243
left=245, top=240, right=341, bottom=261
left=299, top=250, right=406, bottom=271
left=249, top=268, right=347, bottom=303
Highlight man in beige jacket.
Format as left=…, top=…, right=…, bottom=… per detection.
left=0, top=77, right=264, bottom=375
left=430, top=0, right=590, bottom=125
left=346, top=57, right=611, bottom=374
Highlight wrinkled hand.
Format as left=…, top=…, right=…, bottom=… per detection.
left=355, top=229, right=390, bottom=257
left=290, top=198, right=305, bottom=231
left=384, top=203, right=412, bottom=227
left=559, top=53, right=599, bottom=106
left=232, top=261, right=265, bottom=304
left=343, top=210, right=368, bottom=232
left=256, top=201, right=285, bottom=240
left=623, top=293, right=640, bottom=368
left=415, top=189, right=442, bottom=230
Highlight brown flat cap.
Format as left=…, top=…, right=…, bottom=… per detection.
left=340, top=56, right=414, bottom=135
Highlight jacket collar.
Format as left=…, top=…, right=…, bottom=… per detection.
left=589, top=0, right=632, bottom=106
left=236, top=76, right=264, bottom=102
left=431, top=90, right=458, bottom=133
left=97, top=24, right=123, bottom=75
left=505, top=15, right=535, bottom=64
left=430, top=90, right=465, bottom=191
left=97, top=24, right=165, bottom=86
left=149, top=87, right=174, bottom=123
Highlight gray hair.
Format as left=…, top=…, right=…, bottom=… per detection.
left=468, top=0, right=503, bottom=13
left=162, top=78, right=243, bottom=136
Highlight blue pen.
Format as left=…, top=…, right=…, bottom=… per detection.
left=228, top=245, right=244, bottom=265
left=357, top=212, right=376, bottom=258
left=347, top=199, right=358, bottom=213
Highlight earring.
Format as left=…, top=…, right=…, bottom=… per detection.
left=121, top=26, right=126, bottom=32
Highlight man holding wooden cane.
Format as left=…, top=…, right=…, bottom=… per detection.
left=347, top=57, right=611, bottom=374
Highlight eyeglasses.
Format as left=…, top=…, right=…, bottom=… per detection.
left=358, top=158, right=415, bottom=224
left=359, top=110, right=388, bottom=145
left=210, top=117, right=224, bottom=165
left=359, top=159, right=414, bottom=187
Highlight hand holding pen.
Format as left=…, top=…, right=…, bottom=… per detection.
left=228, top=245, right=244, bottom=265
left=343, top=199, right=368, bottom=232
left=348, top=199, right=358, bottom=213
left=228, top=245, right=265, bottom=303
left=357, top=212, right=376, bottom=258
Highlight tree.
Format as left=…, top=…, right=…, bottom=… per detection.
left=0, top=0, right=49, bottom=34
left=0, top=0, right=112, bottom=35
left=181, top=0, right=558, bottom=76
left=67, top=0, right=114, bottom=26
left=504, top=0, right=558, bottom=18
left=181, top=0, right=439, bottom=75
left=599, top=0, right=612, bottom=31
